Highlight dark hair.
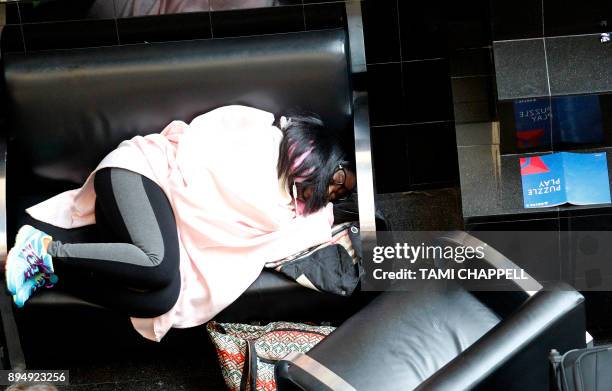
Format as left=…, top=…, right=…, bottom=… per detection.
left=277, top=112, right=351, bottom=215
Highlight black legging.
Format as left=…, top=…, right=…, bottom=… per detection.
left=29, top=167, right=181, bottom=318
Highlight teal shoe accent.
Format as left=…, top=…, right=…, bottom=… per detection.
left=13, top=272, right=49, bottom=308
left=5, top=225, right=55, bottom=297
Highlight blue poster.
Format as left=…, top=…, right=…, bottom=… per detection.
left=520, top=152, right=611, bottom=208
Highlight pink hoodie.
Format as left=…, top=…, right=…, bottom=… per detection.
left=26, top=105, right=333, bottom=341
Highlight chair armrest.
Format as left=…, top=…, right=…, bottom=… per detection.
left=437, top=231, right=544, bottom=294
left=415, top=283, right=584, bottom=391
left=276, top=352, right=356, bottom=391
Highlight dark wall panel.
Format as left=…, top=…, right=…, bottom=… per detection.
left=0, top=0, right=465, bottom=193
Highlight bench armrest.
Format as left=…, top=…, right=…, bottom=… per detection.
left=0, top=137, right=6, bottom=263
left=0, top=136, right=27, bottom=370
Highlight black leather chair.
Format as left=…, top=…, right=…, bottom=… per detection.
left=276, top=232, right=587, bottom=390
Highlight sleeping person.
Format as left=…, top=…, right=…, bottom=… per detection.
left=5, top=105, right=356, bottom=342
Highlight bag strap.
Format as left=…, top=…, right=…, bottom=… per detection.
left=249, top=341, right=258, bottom=391
left=240, top=341, right=258, bottom=391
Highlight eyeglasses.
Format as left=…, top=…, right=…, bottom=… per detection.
left=331, top=164, right=353, bottom=202
left=332, top=164, right=347, bottom=186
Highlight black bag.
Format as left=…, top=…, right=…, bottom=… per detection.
left=549, top=346, right=612, bottom=391
left=268, top=222, right=363, bottom=296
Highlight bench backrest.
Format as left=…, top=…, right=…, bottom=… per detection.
left=3, top=28, right=352, bottom=185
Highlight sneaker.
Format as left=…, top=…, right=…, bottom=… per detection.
left=13, top=272, right=58, bottom=308
left=5, top=225, right=55, bottom=297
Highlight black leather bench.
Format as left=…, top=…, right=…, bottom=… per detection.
left=1, top=24, right=374, bottom=368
